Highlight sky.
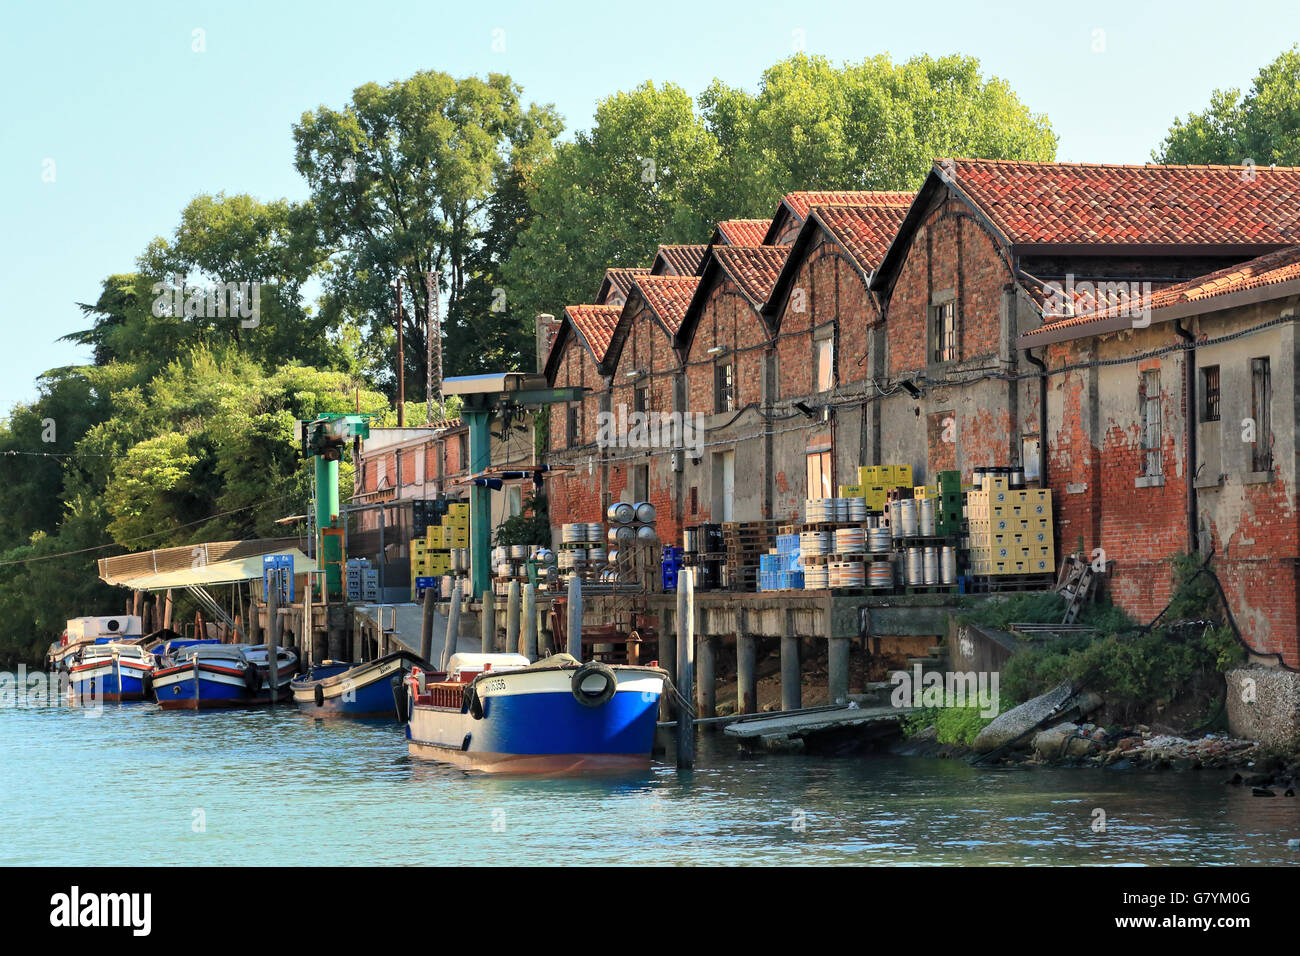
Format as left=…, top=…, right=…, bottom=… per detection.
left=2, top=0, right=1298, bottom=413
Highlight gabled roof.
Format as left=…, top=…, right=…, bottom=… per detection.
left=542, top=304, right=621, bottom=383
left=939, top=158, right=1300, bottom=248
left=634, top=275, right=698, bottom=337
left=762, top=202, right=907, bottom=330
left=871, top=159, right=1300, bottom=296
left=651, top=244, right=708, bottom=276
left=1020, top=244, right=1300, bottom=345
left=595, top=267, right=651, bottom=305
left=675, top=245, right=790, bottom=353
left=810, top=204, right=910, bottom=276
left=605, top=275, right=699, bottom=373
left=713, top=219, right=770, bottom=246
left=765, top=190, right=912, bottom=243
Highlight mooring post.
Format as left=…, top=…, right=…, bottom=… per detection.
left=522, top=583, right=537, bottom=661
left=266, top=571, right=280, bottom=707
left=828, top=637, right=850, bottom=705
left=566, top=575, right=582, bottom=660
left=696, top=634, right=716, bottom=719
left=676, top=569, right=695, bottom=769
left=441, top=584, right=462, bottom=671
left=420, top=587, right=436, bottom=664
left=480, top=594, right=496, bottom=654
left=506, top=580, right=521, bottom=656
left=163, top=588, right=174, bottom=631
left=781, top=612, right=801, bottom=711
left=737, top=634, right=757, bottom=714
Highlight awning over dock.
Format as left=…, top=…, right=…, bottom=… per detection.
left=98, top=539, right=316, bottom=591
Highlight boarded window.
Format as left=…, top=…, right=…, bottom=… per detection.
left=806, top=450, right=832, bottom=499
left=1140, top=370, right=1162, bottom=476
left=633, top=464, right=649, bottom=502
left=566, top=404, right=580, bottom=445
left=1200, top=365, right=1220, bottom=422
left=931, top=301, right=956, bottom=364
left=633, top=386, right=648, bottom=414
left=815, top=336, right=835, bottom=392
left=1251, top=357, right=1272, bottom=472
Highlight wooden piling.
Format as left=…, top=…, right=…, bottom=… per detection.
left=266, top=573, right=279, bottom=707
left=522, top=583, right=537, bottom=661
left=506, top=580, right=521, bottom=657
left=163, top=589, right=173, bottom=631
left=697, top=635, right=716, bottom=719
left=676, top=569, right=695, bottom=769
left=737, top=634, right=757, bottom=714
left=828, top=637, right=850, bottom=705
left=420, top=588, right=436, bottom=664
left=566, top=575, right=582, bottom=660
left=780, top=631, right=801, bottom=712
left=441, top=583, right=462, bottom=670
left=480, top=594, right=496, bottom=654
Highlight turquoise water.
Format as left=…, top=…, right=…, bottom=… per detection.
left=4, top=702, right=1299, bottom=866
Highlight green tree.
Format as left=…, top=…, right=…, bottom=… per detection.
left=503, top=81, right=721, bottom=327
left=506, top=55, right=1055, bottom=323
left=1154, top=45, right=1300, bottom=165
left=294, top=70, right=562, bottom=392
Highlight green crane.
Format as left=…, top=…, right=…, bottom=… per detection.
left=298, top=413, right=371, bottom=600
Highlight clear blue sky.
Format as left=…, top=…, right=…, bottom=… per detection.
left=2, top=0, right=1297, bottom=412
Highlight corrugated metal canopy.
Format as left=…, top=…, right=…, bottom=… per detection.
left=99, top=540, right=316, bottom=590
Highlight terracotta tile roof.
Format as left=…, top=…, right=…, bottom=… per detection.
left=781, top=190, right=913, bottom=222
left=1022, top=245, right=1300, bottom=339
left=715, top=219, right=771, bottom=246
left=563, top=304, right=622, bottom=364
left=652, top=244, right=708, bottom=276
left=596, top=267, right=650, bottom=304
left=809, top=203, right=910, bottom=275
left=943, top=158, right=1300, bottom=246
left=712, top=245, right=791, bottom=308
left=632, top=275, right=698, bottom=336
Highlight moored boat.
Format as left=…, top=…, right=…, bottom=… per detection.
left=65, top=642, right=153, bottom=703
left=291, top=650, right=425, bottom=719
left=405, top=652, right=666, bottom=774
left=152, top=644, right=296, bottom=710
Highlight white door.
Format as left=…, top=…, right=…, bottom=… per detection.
left=720, top=450, right=735, bottom=521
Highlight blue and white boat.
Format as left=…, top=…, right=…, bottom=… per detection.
left=291, top=650, right=425, bottom=719
left=405, top=653, right=666, bottom=774
left=66, top=642, right=153, bottom=703
left=152, top=643, right=296, bottom=710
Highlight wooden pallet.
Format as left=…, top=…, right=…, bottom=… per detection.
left=965, top=573, right=1055, bottom=593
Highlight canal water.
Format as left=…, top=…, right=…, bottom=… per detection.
left=4, top=703, right=1299, bottom=866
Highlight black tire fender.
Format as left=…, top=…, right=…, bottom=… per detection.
left=570, top=661, right=617, bottom=707
left=243, top=664, right=262, bottom=695
left=466, top=686, right=485, bottom=720
left=141, top=671, right=154, bottom=696
left=314, top=683, right=324, bottom=707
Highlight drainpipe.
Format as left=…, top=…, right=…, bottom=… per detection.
left=1022, top=347, right=1049, bottom=487
left=1175, top=319, right=1199, bottom=554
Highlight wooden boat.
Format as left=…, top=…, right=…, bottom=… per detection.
left=151, top=643, right=296, bottom=710
left=65, top=642, right=153, bottom=703
left=291, top=650, right=425, bottom=719
left=404, top=653, right=665, bottom=774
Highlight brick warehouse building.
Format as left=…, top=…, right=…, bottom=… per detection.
left=541, top=160, right=1300, bottom=666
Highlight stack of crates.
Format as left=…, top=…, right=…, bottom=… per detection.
left=965, top=477, right=1054, bottom=575
left=346, top=558, right=379, bottom=602
left=759, top=533, right=804, bottom=590
left=855, top=465, right=913, bottom=512
left=934, top=471, right=963, bottom=536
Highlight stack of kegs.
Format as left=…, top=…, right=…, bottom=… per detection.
left=804, top=498, right=835, bottom=523
left=834, top=526, right=866, bottom=555
left=684, top=522, right=723, bottom=591
left=828, top=560, right=866, bottom=589
left=803, top=564, right=830, bottom=590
